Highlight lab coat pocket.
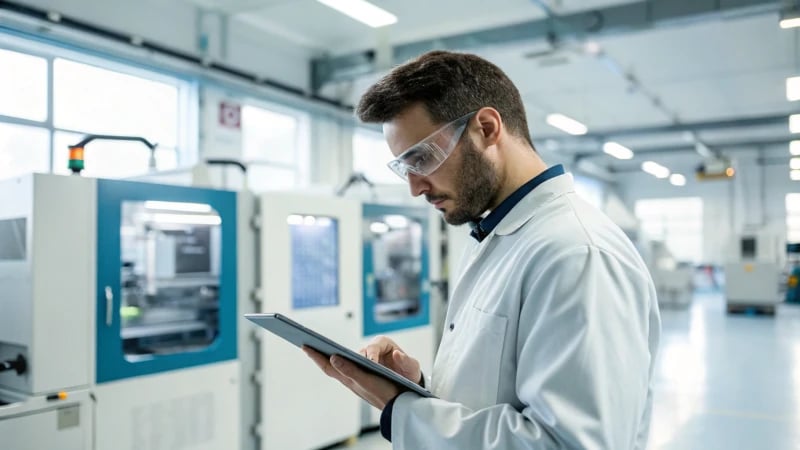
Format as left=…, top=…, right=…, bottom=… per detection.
left=454, top=306, right=508, bottom=409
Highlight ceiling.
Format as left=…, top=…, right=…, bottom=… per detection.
left=184, top=0, right=799, bottom=174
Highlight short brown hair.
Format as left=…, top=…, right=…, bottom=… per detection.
left=356, top=51, right=533, bottom=147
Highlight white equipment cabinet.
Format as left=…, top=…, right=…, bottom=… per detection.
left=253, top=192, right=362, bottom=450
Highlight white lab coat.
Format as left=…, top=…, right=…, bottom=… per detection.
left=391, top=173, right=661, bottom=449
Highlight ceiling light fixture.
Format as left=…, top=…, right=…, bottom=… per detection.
left=642, top=161, right=670, bottom=179
left=792, top=114, right=800, bottom=133
left=792, top=157, right=800, bottom=170
left=792, top=170, right=800, bottom=181
left=316, top=0, right=397, bottom=28
left=792, top=140, right=800, bottom=156
left=546, top=113, right=588, bottom=135
left=602, top=142, right=634, bottom=160
left=780, top=6, right=800, bottom=29
left=669, top=174, right=686, bottom=186
left=788, top=77, right=800, bottom=101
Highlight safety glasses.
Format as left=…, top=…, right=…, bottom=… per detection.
left=387, top=111, right=477, bottom=180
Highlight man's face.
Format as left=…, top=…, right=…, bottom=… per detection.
left=384, top=105, right=501, bottom=225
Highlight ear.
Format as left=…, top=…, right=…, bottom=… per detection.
left=474, top=107, right=503, bottom=148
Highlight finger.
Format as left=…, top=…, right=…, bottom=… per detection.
left=365, top=336, right=396, bottom=362
left=330, top=355, right=358, bottom=378
left=303, top=347, right=343, bottom=378
left=331, top=355, right=388, bottom=395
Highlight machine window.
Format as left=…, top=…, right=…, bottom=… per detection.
left=0, top=218, right=26, bottom=261
left=366, top=215, right=423, bottom=322
left=288, top=215, right=339, bottom=309
left=119, top=201, right=222, bottom=359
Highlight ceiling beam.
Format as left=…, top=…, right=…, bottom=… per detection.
left=310, top=0, right=781, bottom=93
left=571, top=136, right=795, bottom=162
left=536, top=112, right=793, bottom=142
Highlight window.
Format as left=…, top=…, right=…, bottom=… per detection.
left=352, top=128, right=403, bottom=185
left=0, top=37, right=191, bottom=181
left=51, top=58, right=181, bottom=175
left=0, top=48, right=47, bottom=121
left=0, top=123, right=50, bottom=180
left=54, top=59, right=180, bottom=147
left=242, top=103, right=309, bottom=191
left=635, top=197, right=703, bottom=264
left=788, top=194, right=800, bottom=243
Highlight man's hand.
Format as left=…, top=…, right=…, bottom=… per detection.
left=360, top=336, right=422, bottom=386
left=303, top=347, right=401, bottom=409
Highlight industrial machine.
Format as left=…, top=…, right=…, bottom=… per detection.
left=646, top=241, right=694, bottom=308
left=785, top=243, right=800, bottom=304
left=251, top=192, right=363, bottom=450
left=359, top=203, right=435, bottom=429
left=0, top=173, right=241, bottom=450
left=724, top=232, right=784, bottom=314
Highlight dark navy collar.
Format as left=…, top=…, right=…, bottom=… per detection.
left=469, top=164, right=565, bottom=242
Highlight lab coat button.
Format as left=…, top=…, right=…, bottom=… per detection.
left=449, top=323, right=455, bottom=331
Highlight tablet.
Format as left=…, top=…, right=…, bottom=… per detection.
left=244, top=313, right=435, bottom=398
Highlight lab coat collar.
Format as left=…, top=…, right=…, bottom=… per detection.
left=494, top=172, right=575, bottom=236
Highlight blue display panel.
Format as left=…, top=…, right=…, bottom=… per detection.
left=96, top=179, right=237, bottom=383
left=289, top=215, right=339, bottom=309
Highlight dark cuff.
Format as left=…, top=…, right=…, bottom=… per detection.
left=380, top=393, right=401, bottom=442
left=418, top=371, right=425, bottom=388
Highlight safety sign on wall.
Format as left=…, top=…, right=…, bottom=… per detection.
left=218, top=101, right=241, bottom=129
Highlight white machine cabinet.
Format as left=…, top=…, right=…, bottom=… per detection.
left=254, top=192, right=362, bottom=450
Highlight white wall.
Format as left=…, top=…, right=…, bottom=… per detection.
left=615, top=150, right=797, bottom=264
left=11, top=0, right=312, bottom=92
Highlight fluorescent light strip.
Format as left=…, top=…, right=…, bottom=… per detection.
left=791, top=141, right=800, bottom=156
left=669, top=174, right=686, bottom=186
left=642, top=161, right=670, bottom=179
left=316, top=0, right=397, bottom=27
left=791, top=114, right=800, bottom=133
left=788, top=77, right=800, bottom=101
left=370, top=222, right=389, bottom=233
left=780, top=18, right=800, bottom=29
left=384, top=215, right=409, bottom=228
left=149, top=213, right=221, bottom=225
left=602, top=142, right=634, bottom=160
left=791, top=158, right=800, bottom=170
left=546, top=113, right=588, bottom=136
left=792, top=170, right=800, bottom=181
left=144, top=200, right=212, bottom=213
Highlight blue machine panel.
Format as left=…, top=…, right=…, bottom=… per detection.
left=290, top=215, right=339, bottom=309
left=362, top=204, right=430, bottom=336
left=96, top=179, right=237, bottom=383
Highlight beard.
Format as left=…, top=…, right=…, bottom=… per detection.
left=433, top=138, right=501, bottom=226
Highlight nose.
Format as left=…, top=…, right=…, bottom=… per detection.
left=407, top=172, right=429, bottom=198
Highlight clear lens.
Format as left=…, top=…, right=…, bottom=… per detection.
left=387, top=112, right=475, bottom=180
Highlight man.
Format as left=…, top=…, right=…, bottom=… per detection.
left=305, top=50, right=661, bottom=449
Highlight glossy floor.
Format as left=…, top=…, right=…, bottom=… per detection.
left=332, top=294, right=800, bottom=450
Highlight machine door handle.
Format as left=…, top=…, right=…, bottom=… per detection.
left=105, top=286, right=113, bottom=326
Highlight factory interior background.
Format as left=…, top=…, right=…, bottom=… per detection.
left=0, top=0, right=799, bottom=449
